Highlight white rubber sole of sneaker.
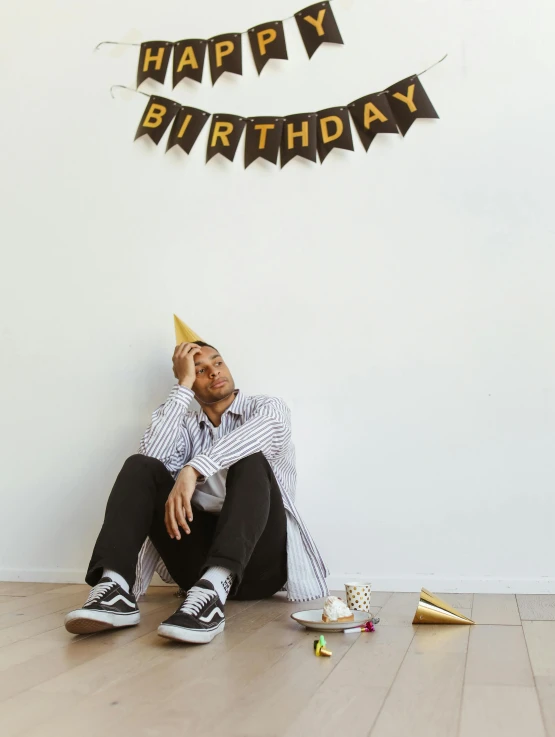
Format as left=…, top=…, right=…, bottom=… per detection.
left=64, top=609, right=140, bottom=634
left=157, top=621, right=225, bottom=644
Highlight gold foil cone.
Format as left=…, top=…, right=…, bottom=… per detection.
left=413, top=588, right=475, bottom=625
left=174, top=315, right=202, bottom=344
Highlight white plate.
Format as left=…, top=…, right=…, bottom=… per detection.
left=291, top=608, right=370, bottom=632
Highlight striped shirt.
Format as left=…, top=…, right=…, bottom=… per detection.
left=132, top=385, right=329, bottom=602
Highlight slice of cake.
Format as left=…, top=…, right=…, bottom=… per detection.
left=322, top=596, right=354, bottom=623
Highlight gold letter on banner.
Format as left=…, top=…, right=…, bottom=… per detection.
left=143, top=103, right=167, bottom=128
left=143, top=47, right=165, bottom=72
left=177, top=114, right=193, bottom=138
left=215, top=40, right=234, bottom=67
left=392, top=84, right=417, bottom=112
left=364, top=102, right=389, bottom=129
left=287, top=121, right=310, bottom=149
left=304, top=9, right=326, bottom=36
left=255, top=123, right=275, bottom=149
left=257, top=28, right=277, bottom=55
left=177, top=46, right=199, bottom=72
left=320, top=116, right=343, bottom=143
left=211, top=121, right=234, bottom=147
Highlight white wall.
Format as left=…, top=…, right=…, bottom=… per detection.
left=1, top=0, right=554, bottom=593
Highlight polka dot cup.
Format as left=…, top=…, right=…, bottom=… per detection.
left=345, top=582, right=372, bottom=613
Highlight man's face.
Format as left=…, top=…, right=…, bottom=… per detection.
left=192, top=345, right=235, bottom=404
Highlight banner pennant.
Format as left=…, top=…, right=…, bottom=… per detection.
left=348, top=92, right=399, bottom=151
left=245, top=116, right=284, bottom=168
left=317, top=106, right=354, bottom=162
left=135, top=95, right=180, bottom=145
left=166, top=106, right=210, bottom=154
left=248, top=21, right=288, bottom=75
left=385, top=76, right=439, bottom=136
left=208, top=33, right=243, bottom=85
left=137, top=41, right=173, bottom=88
left=172, top=39, right=207, bottom=87
left=295, top=1, right=344, bottom=59
left=206, top=114, right=246, bottom=162
left=281, top=113, right=318, bottom=167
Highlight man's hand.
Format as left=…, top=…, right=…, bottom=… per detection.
left=165, top=466, right=201, bottom=540
left=173, top=342, right=202, bottom=388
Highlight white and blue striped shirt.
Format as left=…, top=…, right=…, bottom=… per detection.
left=133, top=385, right=329, bottom=602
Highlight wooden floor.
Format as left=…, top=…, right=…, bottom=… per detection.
left=0, top=584, right=554, bottom=737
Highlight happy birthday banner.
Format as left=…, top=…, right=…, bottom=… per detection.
left=129, top=71, right=439, bottom=168
left=96, top=1, right=343, bottom=88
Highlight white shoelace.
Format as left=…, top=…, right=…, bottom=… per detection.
left=179, top=586, right=215, bottom=616
left=85, top=580, right=116, bottom=606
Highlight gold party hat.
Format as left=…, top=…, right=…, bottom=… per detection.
left=413, top=588, right=475, bottom=625
left=174, top=315, right=202, bottom=344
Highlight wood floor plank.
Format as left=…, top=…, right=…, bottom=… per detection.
left=0, top=598, right=259, bottom=736
left=0, top=587, right=196, bottom=707
left=370, top=592, right=394, bottom=607
left=472, top=594, right=521, bottom=625
left=0, top=587, right=179, bottom=648
left=0, top=592, right=181, bottom=674
left=83, top=599, right=323, bottom=737
left=0, top=585, right=88, bottom=616
left=0, top=583, right=72, bottom=598
left=14, top=596, right=301, bottom=737
left=375, top=593, right=420, bottom=627
left=523, top=621, right=555, bottom=737
left=284, top=626, right=415, bottom=737
left=465, top=625, right=534, bottom=687
left=460, top=685, right=545, bottom=737
left=518, top=595, right=555, bottom=621
left=0, top=591, right=190, bottom=734
left=0, top=591, right=92, bottom=632
left=370, top=625, right=468, bottom=737
left=197, top=627, right=357, bottom=736
left=436, top=593, right=474, bottom=610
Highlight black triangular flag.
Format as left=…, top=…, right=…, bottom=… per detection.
left=208, top=33, right=243, bottom=85
left=206, top=114, right=246, bottom=162
left=245, top=116, right=284, bottom=168
left=386, top=76, right=439, bottom=136
left=349, top=92, right=399, bottom=151
left=295, top=2, right=343, bottom=59
left=135, top=96, right=180, bottom=145
left=248, top=21, right=288, bottom=75
left=137, top=41, right=173, bottom=88
left=281, top=113, right=317, bottom=167
left=166, top=106, right=210, bottom=154
left=172, top=39, right=207, bottom=87
left=316, top=106, right=354, bottom=162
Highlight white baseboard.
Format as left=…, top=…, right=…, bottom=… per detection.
left=0, top=569, right=175, bottom=587
left=326, top=575, right=555, bottom=594
left=2, top=569, right=555, bottom=594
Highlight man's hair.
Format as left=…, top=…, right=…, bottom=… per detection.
left=193, top=340, right=218, bottom=351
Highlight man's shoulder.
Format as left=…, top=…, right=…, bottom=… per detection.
left=242, top=393, right=291, bottom=415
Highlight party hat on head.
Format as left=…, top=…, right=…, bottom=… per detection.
left=174, top=315, right=202, bottom=344
left=413, top=588, right=475, bottom=625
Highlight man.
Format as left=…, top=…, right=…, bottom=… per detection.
left=65, top=341, right=328, bottom=644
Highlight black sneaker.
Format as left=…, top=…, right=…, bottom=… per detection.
left=157, top=580, right=225, bottom=644
left=64, top=577, right=140, bottom=634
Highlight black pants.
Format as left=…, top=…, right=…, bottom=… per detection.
left=86, top=452, right=288, bottom=600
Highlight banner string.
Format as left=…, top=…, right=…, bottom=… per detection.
left=109, top=53, right=447, bottom=104
left=415, top=53, right=448, bottom=78
left=95, top=0, right=340, bottom=50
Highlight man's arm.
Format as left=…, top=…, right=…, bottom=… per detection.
left=139, top=343, right=202, bottom=474
left=186, top=397, right=291, bottom=478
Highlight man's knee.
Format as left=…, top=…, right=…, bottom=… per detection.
left=122, top=454, right=167, bottom=474
left=231, top=452, right=267, bottom=472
